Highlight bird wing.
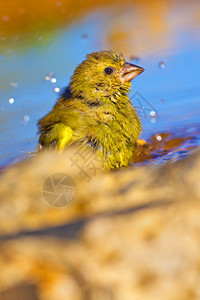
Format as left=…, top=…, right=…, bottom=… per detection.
left=37, top=100, right=75, bottom=151
left=38, top=122, right=73, bottom=151
left=37, top=98, right=88, bottom=151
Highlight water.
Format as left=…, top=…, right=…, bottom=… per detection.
left=0, top=0, right=200, bottom=167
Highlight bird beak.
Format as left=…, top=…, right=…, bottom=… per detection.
left=120, top=62, right=144, bottom=84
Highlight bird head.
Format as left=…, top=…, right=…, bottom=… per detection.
left=70, top=50, right=144, bottom=102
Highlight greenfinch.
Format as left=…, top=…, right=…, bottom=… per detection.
left=38, top=50, right=144, bottom=169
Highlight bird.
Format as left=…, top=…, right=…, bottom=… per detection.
left=37, top=50, right=144, bottom=170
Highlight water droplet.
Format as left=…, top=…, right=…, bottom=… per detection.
left=150, top=110, right=157, bottom=117
left=54, top=87, right=60, bottom=93
left=2, top=15, right=10, bottom=22
left=45, top=72, right=54, bottom=81
left=9, top=97, right=15, bottom=104
left=51, top=78, right=57, bottom=83
left=150, top=110, right=158, bottom=123
left=156, top=135, right=162, bottom=141
left=23, top=115, right=30, bottom=122
left=129, top=55, right=140, bottom=63
left=10, top=82, right=18, bottom=88
left=56, top=1, right=62, bottom=6
left=159, top=61, right=165, bottom=69
left=81, top=34, right=88, bottom=41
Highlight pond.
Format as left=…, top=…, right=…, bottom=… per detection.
left=0, top=0, right=200, bottom=168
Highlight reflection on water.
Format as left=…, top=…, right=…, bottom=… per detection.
left=0, top=0, right=200, bottom=167
left=133, top=124, right=200, bottom=165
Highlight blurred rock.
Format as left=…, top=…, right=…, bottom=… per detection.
left=0, top=146, right=199, bottom=236
left=0, top=148, right=200, bottom=299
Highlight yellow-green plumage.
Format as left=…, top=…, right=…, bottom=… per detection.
left=38, top=50, right=144, bottom=169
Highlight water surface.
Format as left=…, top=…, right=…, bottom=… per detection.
left=0, top=0, right=200, bottom=167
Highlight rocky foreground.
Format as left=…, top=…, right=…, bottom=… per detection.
left=0, top=147, right=200, bottom=300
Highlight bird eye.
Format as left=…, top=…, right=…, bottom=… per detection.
left=104, top=67, right=114, bottom=75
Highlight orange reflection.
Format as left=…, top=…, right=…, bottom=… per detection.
left=0, top=0, right=200, bottom=55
